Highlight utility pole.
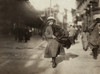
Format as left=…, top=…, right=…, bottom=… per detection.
left=50, top=0, right=52, bottom=16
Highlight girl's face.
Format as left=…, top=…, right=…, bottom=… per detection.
left=48, top=20, right=54, bottom=25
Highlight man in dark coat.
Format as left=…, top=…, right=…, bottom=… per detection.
left=88, top=18, right=100, bottom=59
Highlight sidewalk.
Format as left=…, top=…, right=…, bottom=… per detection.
left=0, top=36, right=100, bottom=74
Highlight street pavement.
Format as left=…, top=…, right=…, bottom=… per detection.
left=0, top=35, right=100, bottom=74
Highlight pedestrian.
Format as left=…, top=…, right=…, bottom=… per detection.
left=44, top=16, right=65, bottom=68
left=88, top=18, right=100, bottom=59
left=24, top=26, right=29, bottom=42
left=81, top=22, right=89, bottom=51
left=81, top=31, right=89, bottom=51
left=68, top=25, right=76, bottom=44
left=13, top=23, right=19, bottom=41
left=17, top=25, right=24, bottom=42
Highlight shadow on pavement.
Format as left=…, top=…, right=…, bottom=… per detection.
left=56, top=55, right=65, bottom=64
left=65, top=53, right=79, bottom=60
left=75, top=41, right=80, bottom=44
left=56, top=53, right=79, bottom=64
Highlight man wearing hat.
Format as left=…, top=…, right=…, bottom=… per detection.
left=88, top=13, right=100, bottom=59
left=44, top=16, right=65, bottom=68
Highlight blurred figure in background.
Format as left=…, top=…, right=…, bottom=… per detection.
left=88, top=18, right=100, bottom=59
left=68, top=25, right=76, bottom=44
left=24, top=26, right=30, bottom=42
left=13, top=23, right=19, bottom=41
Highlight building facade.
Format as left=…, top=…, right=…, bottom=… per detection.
left=75, top=0, right=100, bottom=29
left=75, top=0, right=100, bottom=59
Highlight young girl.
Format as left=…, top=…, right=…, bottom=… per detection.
left=44, top=17, right=65, bottom=68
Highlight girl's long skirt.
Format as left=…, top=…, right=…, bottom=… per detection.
left=44, top=39, right=65, bottom=58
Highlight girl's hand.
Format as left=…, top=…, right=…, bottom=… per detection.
left=52, top=35, right=56, bottom=39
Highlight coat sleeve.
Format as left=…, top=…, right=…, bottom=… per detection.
left=88, top=21, right=97, bottom=31
left=45, top=26, right=53, bottom=38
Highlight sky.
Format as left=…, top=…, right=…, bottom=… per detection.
left=29, top=0, right=76, bottom=23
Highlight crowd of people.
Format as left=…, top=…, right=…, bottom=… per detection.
left=13, top=24, right=32, bottom=43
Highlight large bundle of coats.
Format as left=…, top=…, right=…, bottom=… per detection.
left=51, top=25, right=72, bottom=49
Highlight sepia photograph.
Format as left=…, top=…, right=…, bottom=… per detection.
left=0, top=0, right=100, bottom=74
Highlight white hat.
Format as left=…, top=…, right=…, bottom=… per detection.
left=47, top=16, right=55, bottom=21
